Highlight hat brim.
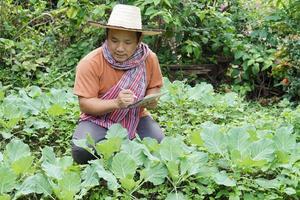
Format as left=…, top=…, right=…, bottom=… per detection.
left=88, top=21, right=163, bottom=35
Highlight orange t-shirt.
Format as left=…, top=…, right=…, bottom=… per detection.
left=73, top=47, right=163, bottom=117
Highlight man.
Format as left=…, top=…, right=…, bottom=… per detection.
left=72, top=4, right=164, bottom=164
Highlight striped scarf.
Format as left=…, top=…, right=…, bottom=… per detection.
left=80, top=40, right=149, bottom=139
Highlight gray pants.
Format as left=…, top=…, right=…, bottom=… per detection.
left=72, top=116, right=164, bottom=164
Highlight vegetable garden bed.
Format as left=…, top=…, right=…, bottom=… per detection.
left=0, top=79, right=299, bottom=199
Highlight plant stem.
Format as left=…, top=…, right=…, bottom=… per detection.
left=42, top=68, right=74, bottom=88
left=129, top=179, right=145, bottom=196
left=14, top=13, right=54, bottom=40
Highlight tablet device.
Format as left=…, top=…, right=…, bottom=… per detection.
left=127, top=92, right=167, bottom=108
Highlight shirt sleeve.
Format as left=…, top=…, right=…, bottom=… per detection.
left=147, top=52, right=163, bottom=90
left=73, top=59, right=101, bottom=98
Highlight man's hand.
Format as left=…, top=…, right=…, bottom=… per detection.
left=116, top=89, right=137, bottom=108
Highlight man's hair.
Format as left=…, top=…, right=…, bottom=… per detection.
left=106, top=29, right=142, bottom=42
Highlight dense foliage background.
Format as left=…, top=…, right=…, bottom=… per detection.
left=1, top=0, right=299, bottom=99
left=0, top=0, right=299, bottom=199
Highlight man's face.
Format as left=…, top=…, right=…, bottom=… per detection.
left=107, top=29, right=139, bottom=62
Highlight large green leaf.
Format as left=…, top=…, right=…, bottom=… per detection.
left=165, top=192, right=187, bottom=200
left=28, top=85, right=42, bottom=98
left=41, top=147, right=73, bottom=179
left=214, top=171, right=236, bottom=187
left=96, top=137, right=122, bottom=160
left=1, top=99, right=22, bottom=119
left=86, top=133, right=96, bottom=147
left=14, top=90, right=41, bottom=116
left=273, top=126, right=296, bottom=152
left=227, top=127, right=251, bottom=154
left=180, top=151, right=208, bottom=176
left=120, top=177, right=136, bottom=191
left=275, top=150, right=290, bottom=163
left=111, top=152, right=137, bottom=179
left=121, top=140, right=147, bottom=166
left=49, top=88, right=73, bottom=106
left=47, top=104, right=66, bottom=116
left=187, top=82, right=215, bottom=106
left=273, top=127, right=296, bottom=164
left=53, top=172, right=81, bottom=200
left=159, top=137, right=185, bottom=161
left=4, top=139, right=31, bottom=163
left=0, top=194, right=10, bottom=200
left=0, top=166, right=17, bottom=194
left=250, top=139, right=275, bottom=162
left=221, top=92, right=238, bottom=107
left=81, top=164, right=99, bottom=189
left=189, top=131, right=204, bottom=146
left=42, top=162, right=63, bottom=179
left=255, top=178, right=281, bottom=189
left=41, top=146, right=56, bottom=164
left=73, top=139, right=94, bottom=155
left=142, top=137, right=160, bottom=152
left=236, top=156, right=267, bottom=168
left=141, top=145, right=160, bottom=163
left=15, top=173, right=52, bottom=197
left=166, top=160, right=179, bottom=181
left=200, top=122, right=227, bottom=155
left=140, top=163, right=168, bottom=185
left=236, top=138, right=275, bottom=168
left=284, top=187, right=296, bottom=195
left=3, top=139, right=33, bottom=174
left=24, top=118, right=50, bottom=131
left=41, top=146, right=63, bottom=179
left=90, top=160, right=120, bottom=191
left=106, top=124, right=127, bottom=139
left=11, top=155, right=34, bottom=175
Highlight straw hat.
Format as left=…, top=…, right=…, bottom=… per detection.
left=88, top=4, right=162, bottom=35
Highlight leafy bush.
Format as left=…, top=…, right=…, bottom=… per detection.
left=225, top=0, right=300, bottom=99
left=0, top=0, right=108, bottom=88
left=1, top=0, right=299, bottom=100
